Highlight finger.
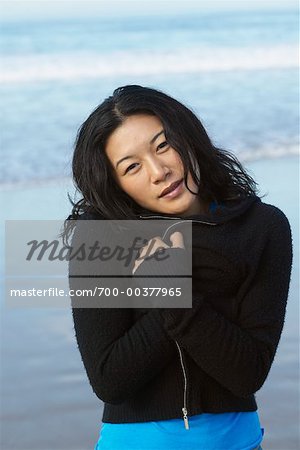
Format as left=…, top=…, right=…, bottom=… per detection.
left=139, top=237, right=167, bottom=257
left=132, top=260, right=141, bottom=274
left=136, top=239, right=169, bottom=261
left=169, top=231, right=185, bottom=249
left=133, top=245, right=167, bottom=273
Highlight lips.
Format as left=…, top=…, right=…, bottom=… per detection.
left=159, top=179, right=183, bottom=198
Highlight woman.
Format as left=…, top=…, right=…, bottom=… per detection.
left=65, top=85, right=292, bottom=450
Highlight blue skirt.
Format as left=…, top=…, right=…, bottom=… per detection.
left=94, top=412, right=265, bottom=450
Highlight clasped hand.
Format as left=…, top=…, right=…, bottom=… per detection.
left=132, top=231, right=185, bottom=275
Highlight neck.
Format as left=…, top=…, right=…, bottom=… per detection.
left=181, top=198, right=210, bottom=217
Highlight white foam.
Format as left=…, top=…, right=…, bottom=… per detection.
left=0, top=44, right=298, bottom=84
left=0, top=146, right=298, bottom=189
left=238, top=143, right=299, bottom=163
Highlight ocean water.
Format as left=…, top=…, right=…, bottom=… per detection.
left=0, top=9, right=299, bottom=450
left=0, top=8, right=299, bottom=185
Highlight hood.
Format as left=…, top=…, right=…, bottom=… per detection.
left=138, top=194, right=261, bottom=226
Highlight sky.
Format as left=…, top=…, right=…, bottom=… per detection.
left=0, top=0, right=298, bottom=22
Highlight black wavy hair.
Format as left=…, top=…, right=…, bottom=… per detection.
left=62, top=84, right=261, bottom=243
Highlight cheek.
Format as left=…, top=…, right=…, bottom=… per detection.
left=118, top=178, right=144, bottom=199
left=172, top=151, right=184, bottom=167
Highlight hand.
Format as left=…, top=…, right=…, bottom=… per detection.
left=132, top=231, right=185, bottom=275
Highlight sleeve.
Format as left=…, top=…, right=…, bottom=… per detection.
left=69, top=218, right=177, bottom=405
left=71, top=307, right=176, bottom=404
left=133, top=208, right=293, bottom=398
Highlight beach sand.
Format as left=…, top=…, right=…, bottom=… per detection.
left=0, top=155, right=299, bottom=450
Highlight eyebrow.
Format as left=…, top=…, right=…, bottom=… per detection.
left=115, top=130, right=165, bottom=169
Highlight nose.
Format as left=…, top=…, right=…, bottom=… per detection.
left=148, top=158, right=171, bottom=183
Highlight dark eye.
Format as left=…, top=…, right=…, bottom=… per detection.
left=124, top=163, right=139, bottom=174
left=157, top=141, right=169, bottom=151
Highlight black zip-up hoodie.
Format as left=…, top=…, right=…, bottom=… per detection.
left=70, top=194, right=293, bottom=428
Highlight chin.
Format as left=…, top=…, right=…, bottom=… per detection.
left=171, top=201, right=194, bottom=215
left=164, top=206, right=191, bottom=216
left=143, top=197, right=196, bottom=216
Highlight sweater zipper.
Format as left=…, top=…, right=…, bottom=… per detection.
left=139, top=214, right=218, bottom=227
left=139, top=214, right=218, bottom=430
left=174, top=339, right=190, bottom=430
left=139, top=215, right=218, bottom=242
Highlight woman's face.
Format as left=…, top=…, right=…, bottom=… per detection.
left=105, top=114, right=204, bottom=216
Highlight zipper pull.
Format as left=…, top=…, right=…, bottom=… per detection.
left=182, top=407, right=190, bottom=430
